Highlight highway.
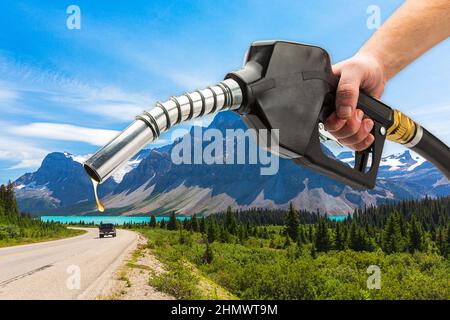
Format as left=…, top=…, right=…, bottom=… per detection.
left=0, top=228, right=138, bottom=300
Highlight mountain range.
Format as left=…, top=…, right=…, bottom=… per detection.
left=13, top=112, right=449, bottom=216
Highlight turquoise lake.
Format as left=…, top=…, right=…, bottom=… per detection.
left=328, top=216, right=348, bottom=221
left=41, top=216, right=189, bottom=225
left=41, top=215, right=347, bottom=225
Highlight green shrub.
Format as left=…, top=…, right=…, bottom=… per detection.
left=149, top=263, right=200, bottom=300
left=140, top=228, right=450, bottom=300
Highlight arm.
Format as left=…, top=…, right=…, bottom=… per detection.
left=325, top=0, right=450, bottom=151
left=363, top=0, right=450, bottom=79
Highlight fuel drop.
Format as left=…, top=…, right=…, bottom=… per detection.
left=91, top=178, right=105, bottom=212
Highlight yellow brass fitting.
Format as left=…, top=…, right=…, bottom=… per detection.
left=386, top=110, right=416, bottom=144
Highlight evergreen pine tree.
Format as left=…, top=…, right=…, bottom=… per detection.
left=225, top=206, right=238, bottom=235
left=349, top=221, right=360, bottom=251
left=244, top=222, right=250, bottom=239
left=314, top=218, right=332, bottom=252
left=343, top=226, right=349, bottom=246
left=219, top=225, right=230, bottom=243
left=382, top=211, right=404, bottom=254
left=182, top=217, right=189, bottom=230
left=203, top=242, right=213, bottom=264
left=445, top=225, right=450, bottom=257
left=207, top=220, right=218, bottom=243
left=408, top=215, right=424, bottom=252
left=167, top=212, right=178, bottom=231
left=398, top=213, right=407, bottom=237
left=310, top=243, right=317, bottom=259
left=191, top=214, right=199, bottom=232
left=3, top=182, right=18, bottom=215
left=308, top=224, right=313, bottom=242
left=149, top=215, right=157, bottom=228
left=436, top=228, right=446, bottom=256
left=0, top=184, right=6, bottom=205
left=297, top=226, right=304, bottom=245
left=237, top=225, right=246, bottom=243
left=358, top=229, right=375, bottom=252
left=334, top=222, right=346, bottom=250
left=199, top=218, right=206, bottom=234
left=285, top=202, right=299, bottom=241
left=0, top=204, right=5, bottom=216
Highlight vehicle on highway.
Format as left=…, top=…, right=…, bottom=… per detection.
left=99, top=223, right=116, bottom=238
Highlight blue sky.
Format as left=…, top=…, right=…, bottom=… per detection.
left=0, top=0, right=449, bottom=183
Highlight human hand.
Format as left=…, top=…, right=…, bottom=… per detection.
left=325, top=53, right=387, bottom=151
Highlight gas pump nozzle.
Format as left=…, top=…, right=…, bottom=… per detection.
left=83, top=79, right=243, bottom=183
left=84, top=40, right=450, bottom=190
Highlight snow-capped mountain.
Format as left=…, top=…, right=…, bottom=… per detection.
left=14, top=113, right=449, bottom=216
left=13, top=149, right=150, bottom=213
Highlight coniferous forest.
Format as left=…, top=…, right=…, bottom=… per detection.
left=131, top=197, right=450, bottom=300
left=206, top=197, right=450, bottom=256
left=0, top=183, right=83, bottom=246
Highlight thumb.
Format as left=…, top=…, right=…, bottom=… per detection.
left=335, top=69, right=362, bottom=119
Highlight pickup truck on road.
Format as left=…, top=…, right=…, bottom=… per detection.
left=99, top=223, right=116, bottom=238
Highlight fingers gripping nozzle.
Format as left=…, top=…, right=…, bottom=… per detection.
left=84, top=79, right=243, bottom=183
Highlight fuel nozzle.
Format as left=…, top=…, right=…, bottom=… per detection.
left=85, top=40, right=449, bottom=193
left=83, top=79, right=243, bottom=183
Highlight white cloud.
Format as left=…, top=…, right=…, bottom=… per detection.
left=0, top=137, right=50, bottom=170
left=9, top=159, right=43, bottom=170
left=121, top=48, right=218, bottom=91
left=12, top=123, right=120, bottom=146
left=0, top=55, right=153, bottom=122
left=45, top=84, right=153, bottom=120
left=85, top=102, right=145, bottom=120
left=0, top=87, right=18, bottom=102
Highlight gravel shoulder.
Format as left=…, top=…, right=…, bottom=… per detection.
left=98, top=233, right=174, bottom=300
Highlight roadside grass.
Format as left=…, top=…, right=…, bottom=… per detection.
left=115, top=244, right=147, bottom=292
left=137, top=227, right=450, bottom=300
left=0, top=228, right=85, bottom=248
left=119, top=271, right=132, bottom=288
left=140, top=228, right=237, bottom=300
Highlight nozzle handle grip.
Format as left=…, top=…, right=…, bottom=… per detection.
left=296, top=118, right=387, bottom=189
left=356, top=92, right=394, bottom=129
left=311, top=91, right=394, bottom=189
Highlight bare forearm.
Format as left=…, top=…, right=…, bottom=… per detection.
left=359, top=0, right=450, bottom=80
left=327, top=0, right=450, bottom=151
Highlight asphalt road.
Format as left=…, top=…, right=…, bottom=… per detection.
left=0, top=228, right=138, bottom=300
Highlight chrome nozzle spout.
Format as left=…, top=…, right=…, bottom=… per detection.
left=83, top=79, right=243, bottom=183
